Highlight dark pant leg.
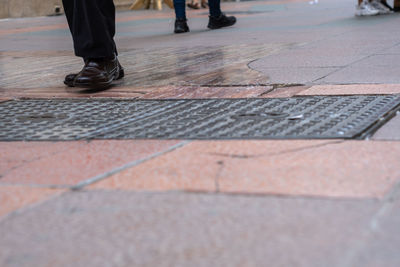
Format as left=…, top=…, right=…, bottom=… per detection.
left=208, top=0, right=221, bottom=17
left=62, top=0, right=116, bottom=59
left=173, top=0, right=186, bottom=19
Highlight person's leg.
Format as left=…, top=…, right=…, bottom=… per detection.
left=208, top=0, right=221, bottom=17
left=62, top=0, right=124, bottom=89
left=173, top=0, right=189, bottom=33
left=63, top=0, right=116, bottom=59
left=173, top=0, right=186, bottom=19
left=207, top=0, right=236, bottom=29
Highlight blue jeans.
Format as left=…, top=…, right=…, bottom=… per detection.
left=173, top=0, right=221, bottom=19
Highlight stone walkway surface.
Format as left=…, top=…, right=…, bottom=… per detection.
left=1, top=0, right=400, bottom=266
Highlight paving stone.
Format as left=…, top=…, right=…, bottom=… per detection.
left=216, top=141, right=400, bottom=198
left=0, top=141, right=85, bottom=174
left=0, top=140, right=181, bottom=186
left=250, top=67, right=339, bottom=84
left=90, top=141, right=326, bottom=193
left=320, top=66, right=400, bottom=84
left=372, top=114, right=400, bottom=141
left=261, top=86, right=310, bottom=98
left=0, top=190, right=381, bottom=267
left=352, top=55, right=400, bottom=68
left=249, top=48, right=364, bottom=68
left=378, top=44, right=400, bottom=55
left=90, top=141, right=217, bottom=192
left=140, top=85, right=272, bottom=99
left=349, top=195, right=400, bottom=267
left=298, top=84, right=400, bottom=96
left=0, top=22, right=66, bottom=36
left=303, top=39, right=394, bottom=57
left=0, top=186, right=63, bottom=218
left=92, top=140, right=400, bottom=198
left=0, top=86, right=144, bottom=99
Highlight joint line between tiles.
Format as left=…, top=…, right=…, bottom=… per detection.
left=0, top=189, right=66, bottom=223
left=340, top=177, right=400, bottom=267
left=71, top=141, right=191, bottom=190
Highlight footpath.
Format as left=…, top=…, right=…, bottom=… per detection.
left=1, top=0, right=400, bottom=266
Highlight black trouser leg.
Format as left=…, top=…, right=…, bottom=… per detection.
left=208, top=0, right=221, bottom=17
left=62, top=0, right=117, bottom=59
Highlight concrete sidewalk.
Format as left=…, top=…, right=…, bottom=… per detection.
left=1, top=0, right=400, bottom=266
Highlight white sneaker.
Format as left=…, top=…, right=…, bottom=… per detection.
left=355, top=1, right=380, bottom=16
left=369, top=0, right=393, bottom=14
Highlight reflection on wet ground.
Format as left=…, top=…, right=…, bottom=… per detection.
left=0, top=44, right=288, bottom=90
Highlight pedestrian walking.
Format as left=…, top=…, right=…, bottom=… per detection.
left=62, top=0, right=124, bottom=89
left=174, top=0, right=236, bottom=33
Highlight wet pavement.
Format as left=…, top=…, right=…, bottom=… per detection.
left=1, top=0, right=400, bottom=266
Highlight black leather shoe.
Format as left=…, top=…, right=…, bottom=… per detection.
left=64, top=73, right=77, bottom=87
left=207, top=13, right=236, bottom=30
left=174, top=18, right=190, bottom=34
left=64, top=57, right=124, bottom=89
left=64, top=61, right=124, bottom=87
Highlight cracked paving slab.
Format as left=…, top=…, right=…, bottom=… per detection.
left=90, top=140, right=400, bottom=199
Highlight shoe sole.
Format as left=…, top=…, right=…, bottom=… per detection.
left=355, top=10, right=379, bottom=16
left=174, top=27, right=190, bottom=33
left=64, top=67, right=125, bottom=88
left=207, top=20, right=236, bottom=29
left=174, top=30, right=190, bottom=33
left=73, top=79, right=114, bottom=90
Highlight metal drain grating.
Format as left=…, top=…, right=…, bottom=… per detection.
left=0, top=95, right=399, bottom=141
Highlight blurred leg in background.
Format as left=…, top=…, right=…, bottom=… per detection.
left=173, top=0, right=236, bottom=33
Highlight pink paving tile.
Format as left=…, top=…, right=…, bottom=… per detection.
left=0, top=186, right=63, bottom=218
left=93, top=140, right=400, bottom=199
left=141, top=85, right=272, bottom=99
left=91, top=140, right=328, bottom=192
left=0, top=86, right=144, bottom=99
left=216, top=141, right=400, bottom=198
left=90, top=141, right=217, bottom=192
left=297, top=84, right=400, bottom=96
left=261, top=86, right=310, bottom=98
left=1, top=140, right=181, bottom=186
left=0, top=24, right=67, bottom=36
left=0, top=141, right=86, bottom=175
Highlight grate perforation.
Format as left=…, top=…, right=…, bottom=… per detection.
left=0, top=96, right=399, bottom=141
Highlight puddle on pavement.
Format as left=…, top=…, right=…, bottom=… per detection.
left=0, top=44, right=287, bottom=89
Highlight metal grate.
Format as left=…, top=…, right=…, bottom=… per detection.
left=0, top=95, right=399, bottom=141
